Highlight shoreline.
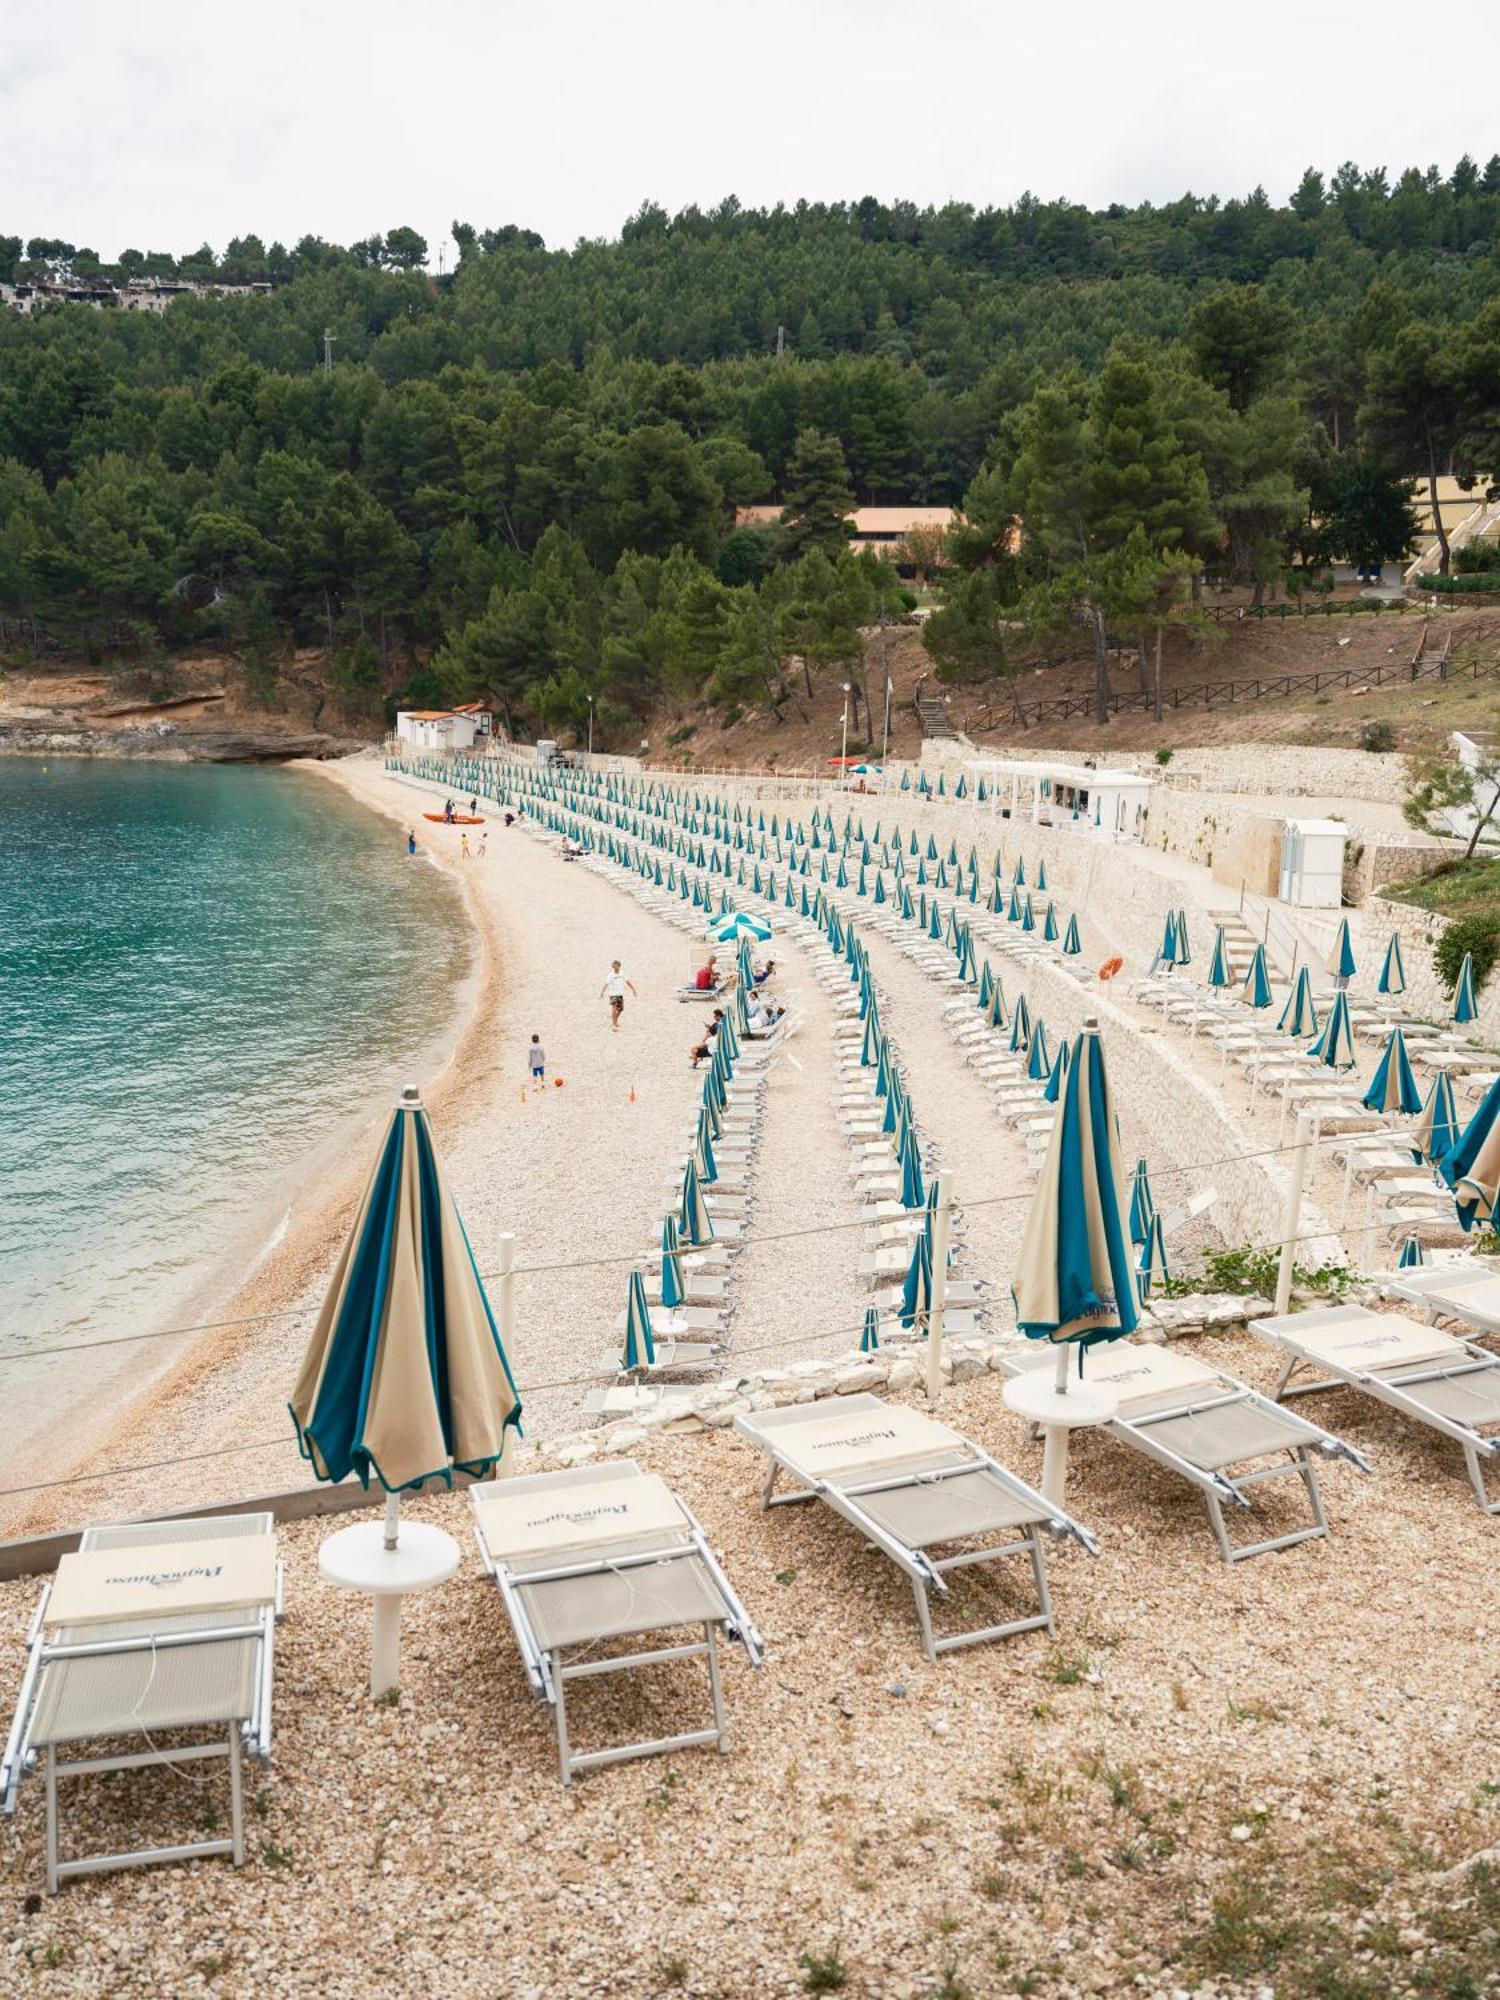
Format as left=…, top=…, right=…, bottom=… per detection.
left=3, top=752, right=505, bottom=1536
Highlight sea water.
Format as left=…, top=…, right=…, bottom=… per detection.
left=0, top=759, right=471, bottom=1362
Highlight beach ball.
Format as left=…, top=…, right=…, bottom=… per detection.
left=554, top=1077, right=565, bottom=1088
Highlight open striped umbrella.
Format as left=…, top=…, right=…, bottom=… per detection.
left=1454, top=952, right=1478, bottom=1025
left=1136, top=1209, right=1168, bottom=1302
left=1327, top=918, right=1357, bottom=988
left=1207, top=925, right=1232, bottom=991
left=1012, top=1020, right=1139, bottom=1350
left=1309, top=988, right=1355, bottom=1070
left=1440, top=1073, right=1500, bottom=1229
left=1363, top=1026, right=1422, bottom=1115
left=290, top=1087, right=521, bottom=1500
left=1377, top=933, right=1407, bottom=998
left=860, top=1305, right=881, bottom=1354
left=622, top=1269, right=657, bottom=1371
left=1242, top=943, right=1273, bottom=1010
left=1278, top=967, right=1320, bottom=1038
left=1413, top=1071, right=1459, bottom=1167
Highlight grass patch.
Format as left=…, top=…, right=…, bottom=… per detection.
left=1384, top=855, right=1500, bottom=920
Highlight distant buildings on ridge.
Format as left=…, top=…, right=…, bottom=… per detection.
left=0, top=276, right=278, bottom=315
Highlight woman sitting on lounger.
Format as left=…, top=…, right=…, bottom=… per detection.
left=690, top=1010, right=725, bottom=1066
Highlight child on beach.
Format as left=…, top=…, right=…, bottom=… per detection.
left=477, top=832, right=488, bottom=859
left=460, top=832, right=470, bottom=859
left=406, top=829, right=416, bottom=857
left=528, top=1034, right=546, bottom=1086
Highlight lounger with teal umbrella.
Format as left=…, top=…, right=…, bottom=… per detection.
left=1309, top=988, right=1355, bottom=1069
left=1413, top=1071, right=1459, bottom=1167
left=1363, top=1026, right=1422, bottom=1115
left=1377, top=933, right=1406, bottom=998
left=1278, top=967, right=1319, bottom=1037
left=1242, top=943, right=1273, bottom=1010
left=1454, top=952, right=1478, bottom=1025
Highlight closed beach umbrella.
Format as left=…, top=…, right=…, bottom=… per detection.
left=1207, top=925, right=1232, bottom=991
left=1363, top=1026, right=1422, bottom=1115
left=1174, top=910, right=1191, bottom=968
left=900, top=1232, right=933, bottom=1331
left=1160, top=910, right=1179, bottom=967
left=1327, top=918, right=1357, bottom=988
left=622, top=1269, right=657, bottom=1371
left=1397, top=1234, right=1430, bottom=1270
left=660, top=1216, right=685, bottom=1310
left=290, top=1086, right=521, bottom=1497
left=860, top=1305, right=881, bottom=1354
left=1440, top=1073, right=1500, bottom=1229
left=1043, top=1037, right=1071, bottom=1104
left=1278, top=967, right=1320, bottom=1038
left=1027, top=1020, right=1052, bottom=1082
left=1010, top=992, right=1033, bottom=1054
left=1013, top=1020, right=1139, bottom=1349
left=1062, top=913, right=1082, bottom=956
left=1413, top=1071, right=1459, bottom=1167
left=986, top=978, right=1008, bottom=1031
left=899, top=1128, right=926, bottom=1210
left=1377, top=933, right=1407, bottom=998
left=1309, top=988, right=1355, bottom=1070
left=1136, top=1209, right=1169, bottom=1303
left=1453, top=952, right=1478, bottom=1025
left=679, top=1157, right=716, bottom=1245
left=1241, top=943, right=1273, bottom=1010
left=977, top=962, right=994, bottom=1010
left=1128, top=1158, right=1155, bottom=1247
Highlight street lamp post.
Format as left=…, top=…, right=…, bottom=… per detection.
left=586, top=695, right=594, bottom=761
left=839, top=682, right=852, bottom=788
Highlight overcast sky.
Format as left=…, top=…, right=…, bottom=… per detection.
left=3, top=0, right=1492, bottom=265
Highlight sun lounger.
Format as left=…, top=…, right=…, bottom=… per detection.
left=578, top=1384, right=699, bottom=1419
left=471, top=1464, right=763, bottom=1783
left=734, top=1394, right=1096, bottom=1660
left=2, top=1514, right=281, bottom=1893
left=999, top=1341, right=1370, bottom=1561
left=1390, top=1260, right=1500, bottom=1338
left=1250, top=1304, right=1500, bottom=1512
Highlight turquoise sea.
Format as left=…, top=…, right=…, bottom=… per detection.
left=0, top=758, right=471, bottom=1361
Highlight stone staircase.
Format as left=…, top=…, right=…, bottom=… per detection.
left=1204, top=906, right=1262, bottom=981
left=914, top=694, right=961, bottom=740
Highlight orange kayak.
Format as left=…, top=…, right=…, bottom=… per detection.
left=423, top=813, right=486, bottom=824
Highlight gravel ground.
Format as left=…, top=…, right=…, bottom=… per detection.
left=4, top=1347, right=1499, bottom=1999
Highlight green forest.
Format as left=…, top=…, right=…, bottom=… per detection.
left=2, top=165, right=1499, bottom=734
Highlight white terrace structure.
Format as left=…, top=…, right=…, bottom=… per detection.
left=963, top=757, right=1155, bottom=842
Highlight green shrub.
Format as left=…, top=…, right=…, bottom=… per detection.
left=719, top=704, right=743, bottom=730
left=1434, top=914, right=1500, bottom=996
left=666, top=723, right=697, bottom=747
left=1359, top=719, right=1396, bottom=753
left=1154, top=746, right=1174, bottom=765
left=1417, top=572, right=1500, bottom=595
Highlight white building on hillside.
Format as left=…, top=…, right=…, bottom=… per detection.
left=395, top=704, right=493, bottom=752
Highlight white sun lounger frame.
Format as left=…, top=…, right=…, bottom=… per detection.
left=1, top=1513, right=282, bottom=1894
left=472, top=1465, right=763, bottom=1785
left=735, top=1395, right=1096, bottom=1663
left=1252, top=1304, right=1500, bottom=1513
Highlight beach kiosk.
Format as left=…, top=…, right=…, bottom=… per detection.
left=1277, top=819, right=1347, bottom=909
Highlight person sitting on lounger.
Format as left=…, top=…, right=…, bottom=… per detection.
left=752, top=958, right=775, bottom=986
left=690, top=1009, right=725, bottom=1066
left=693, top=956, right=718, bottom=992
left=746, top=996, right=785, bottom=1037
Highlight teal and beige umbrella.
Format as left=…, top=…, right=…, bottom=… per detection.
left=985, top=978, right=1008, bottom=1030
left=290, top=1086, right=521, bottom=1497
left=1327, top=917, right=1357, bottom=989
left=1241, top=943, right=1273, bottom=1011
left=1174, top=910, right=1191, bottom=969
left=900, top=1231, right=933, bottom=1331
left=1413, top=1070, right=1459, bottom=1167
left=622, top=1268, right=658, bottom=1371
left=1127, top=1157, right=1155, bottom=1246
left=1439, top=1073, right=1500, bottom=1230
left=1278, top=966, right=1320, bottom=1038
left=1027, top=1019, right=1052, bottom=1082
left=860, top=1305, right=881, bottom=1354
left=1396, top=1234, right=1430, bottom=1270
left=1160, top=910, right=1180, bottom=968
left=1206, top=925, right=1232, bottom=992
left=1363, top=1026, right=1422, bottom=1115
left=1377, top=933, right=1407, bottom=998
left=1453, top=952, right=1478, bottom=1026
left=899, top=1126, right=926, bottom=1210
left=679, top=1156, right=716, bottom=1245
left=1309, top=987, right=1356, bottom=1069
left=1136, top=1208, right=1168, bottom=1303
left=660, top=1215, right=686, bottom=1310
left=1010, top=992, right=1033, bottom=1054
left=289, top=1086, right=521, bottom=1692
left=1062, top=913, right=1082, bottom=956
left=1043, top=1037, right=1071, bottom=1104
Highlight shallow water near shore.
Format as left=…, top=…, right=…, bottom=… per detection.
left=0, top=757, right=472, bottom=1378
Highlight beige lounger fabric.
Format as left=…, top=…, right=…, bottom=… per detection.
left=46, top=1536, right=276, bottom=1630
left=31, top=1614, right=262, bottom=1747
left=1073, top=1343, right=1222, bottom=1414
left=1282, top=1312, right=1459, bottom=1373
left=474, top=1473, right=685, bottom=1560
left=773, top=1403, right=961, bottom=1481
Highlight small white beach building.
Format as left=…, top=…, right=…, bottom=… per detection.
left=395, top=705, right=493, bottom=752
left=963, top=757, right=1154, bottom=842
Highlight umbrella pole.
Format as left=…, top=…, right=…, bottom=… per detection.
left=1274, top=1111, right=1313, bottom=1314
left=383, top=1490, right=400, bottom=1552
left=924, top=1172, right=953, bottom=1403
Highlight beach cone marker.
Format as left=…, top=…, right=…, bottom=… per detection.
left=628, top=1083, right=637, bottom=1104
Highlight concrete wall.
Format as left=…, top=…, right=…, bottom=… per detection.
left=1362, top=894, right=1500, bottom=1041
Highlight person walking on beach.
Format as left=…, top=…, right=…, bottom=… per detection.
left=470, top=795, right=478, bottom=817
left=406, top=828, right=417, bottom=857
left=460, top=832, right=470, bottom=860
left=528, top=1034, right=546, bottom=1087
left=600, top=961, right=636, bottom=1031
left=477, top=832, right=488, bottom=859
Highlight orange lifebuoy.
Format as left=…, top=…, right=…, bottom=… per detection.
left=1099, top=956, right=1123, bottom=982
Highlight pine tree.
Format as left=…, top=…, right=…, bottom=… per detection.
left=778, top=429, right=856, bottom=561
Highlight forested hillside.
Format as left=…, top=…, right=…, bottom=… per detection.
left=2, top=168, right=1499, bottom=738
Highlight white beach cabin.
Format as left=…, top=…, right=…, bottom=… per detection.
left=395, top=705, right=493, bottom=753
left=965, top=758, right=1153, bottom=842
